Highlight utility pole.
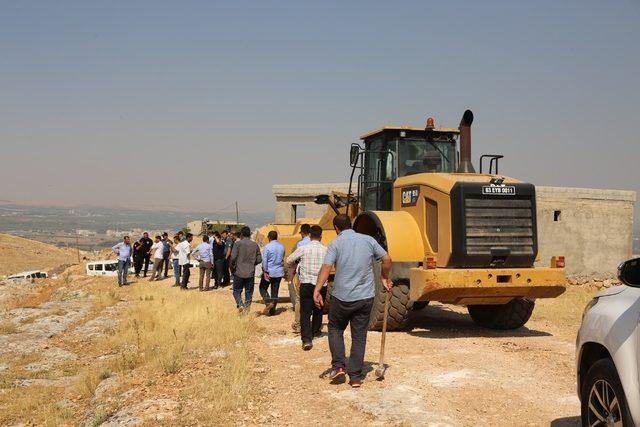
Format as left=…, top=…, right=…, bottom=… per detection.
left=75, top=229, right=81, bottom=263
left=235, top=201, right=239, bottom=224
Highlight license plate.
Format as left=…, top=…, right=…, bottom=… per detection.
left=482, top=185, right=516, bottom=195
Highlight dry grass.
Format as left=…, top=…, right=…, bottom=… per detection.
left=0, top=233, right=77, bottom=277
left=532, top=285, right=600, bottom=327
left=85, top=282, right=260, bottom=422
left=0, top=385, right=75, bottom=426
left=0, top=320, right=17, bottom=334
left=0, top=268, right=261, bottom=425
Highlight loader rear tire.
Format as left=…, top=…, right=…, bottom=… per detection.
left=369, top=271, right=411, bottom=331
left=467, top=298, right=535, bottom=330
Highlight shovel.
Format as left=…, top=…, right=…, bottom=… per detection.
left=374, top=289, right=391, bottom=379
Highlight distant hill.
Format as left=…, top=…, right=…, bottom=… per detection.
left=0, top=233, right=77, bottom=277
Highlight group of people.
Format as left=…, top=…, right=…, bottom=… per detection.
left=111, top=214, right=393, bottom=388
left=112, top=229, right=237, bottom=289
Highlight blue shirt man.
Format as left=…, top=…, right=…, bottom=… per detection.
left=194, top=241, right=213, bottom=263
left=112, top=239, right=132, bottom=262
left=263, top=237, right=285, bottom=278
left=313, top=214, right=392, bottom=386
left=112, top=236, right=132, bottom=286
left=324, top=229, right=388, bottom=302
left=294, top=223, right=312, bottom=251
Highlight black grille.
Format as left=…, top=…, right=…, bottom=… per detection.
left=450, top=182, right=537, bottom=268
left=464, top=198, right=534, bottom=256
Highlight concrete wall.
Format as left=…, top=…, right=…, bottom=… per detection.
left=535, top=186, right=635, bottom=278
left=273, top=183, right=350, bottom=224
left=272, top=183, right=636, bottom=278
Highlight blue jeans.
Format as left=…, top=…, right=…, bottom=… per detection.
left=172, top=259, right=181, bottom=286
left=259, top=276, right=282, bottom=308
left=233, top=276, right=255, bottom=308
left=117, top=259, right=130, bottom=285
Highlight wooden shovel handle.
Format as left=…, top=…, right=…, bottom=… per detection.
left=378, top=289, right=391, bottom=365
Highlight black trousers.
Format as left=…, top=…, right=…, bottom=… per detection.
left=300, top=283, right=326, bottom=344
left=214, top=259, right=226, bottom=285
left=223, top=259, right=230, bottom=284
left=328, top=296, right=374, bottom=381
left=143, top=254, right=151, bottom=276
left=181, top=265, right=190, bottom=288
left=133, top=255, right=143, bottom=275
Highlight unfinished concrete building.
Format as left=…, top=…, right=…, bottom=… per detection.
left=272, top=183, right=635, bottom=278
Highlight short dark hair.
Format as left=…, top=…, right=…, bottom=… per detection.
left=213, top=231, right=221, bottom=238
left=186, top=233, right=193, bottom=239
left=241, top=226, right=251, bottom=238
left=310, top=225, right=323, bottom=239
left=234, top=231, right=241, bottom=238
left=268, top=230, right=278, bottom=241
left=202, top=235, right=209, bottom=242
left=221, top=230, right=228, bottom=235
left=300, top=223, right=311, bottom=234
left=155, top=235, right=161, bottom=240
left=333, top=214, right=352, bottom=231
left=162, top=232, right=168, bottom=237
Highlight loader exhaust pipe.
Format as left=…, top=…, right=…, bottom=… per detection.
left=457, top=109, right=475, bottom=173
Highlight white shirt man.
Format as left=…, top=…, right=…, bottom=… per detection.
left=148, top=236, right=165, bottom=281
left=176, top=234, right=193, bottom=289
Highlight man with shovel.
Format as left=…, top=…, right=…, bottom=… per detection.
left=313, top=214, right=392, bottom=388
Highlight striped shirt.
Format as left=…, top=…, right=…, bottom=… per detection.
left=286, top=240, right=327, bottom=286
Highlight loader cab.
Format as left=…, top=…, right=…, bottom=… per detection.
left=355, top=125, right=459, bottom=211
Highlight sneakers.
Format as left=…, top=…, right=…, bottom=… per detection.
left=291, top=322, right=300, bottom=334
left=328, top=367, right=346, bottom=384
left=348, top=379, right=362, bottom=388
left=302, top=342, right=313, bottom=351
left=262, top=303, right=275, bottom=316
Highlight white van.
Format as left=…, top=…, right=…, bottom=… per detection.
left=86, top=260, right=119, bottom=276
left=86, top=259, right=158, bottom=276
left=8, top=271, right=48, bottom=280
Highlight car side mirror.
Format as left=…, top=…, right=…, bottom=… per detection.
left=350, top=144, right=360, bottom=167
left=617, top=257, right=640, bottom=287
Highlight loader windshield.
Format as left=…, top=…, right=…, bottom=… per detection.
left=396, top=138, right=456, bottom=176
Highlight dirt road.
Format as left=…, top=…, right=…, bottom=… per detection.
left=247, top=292, right=585, bottom=426
left=0, top=271, right=594, bottom=426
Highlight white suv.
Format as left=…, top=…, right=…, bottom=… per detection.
left=576, top=258, right=640, bottom=426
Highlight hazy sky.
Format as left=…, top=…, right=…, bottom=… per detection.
left=1, top=1, right=639, bottom=213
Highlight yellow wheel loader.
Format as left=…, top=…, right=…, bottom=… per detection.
left=309, top=110, right=566, bottom=331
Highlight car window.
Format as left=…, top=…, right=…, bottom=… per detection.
left=95, top=264, right=103, bottom=271
left=105, top=263, right=118, bottom=271
left=88, top=265, right=94, bottom=271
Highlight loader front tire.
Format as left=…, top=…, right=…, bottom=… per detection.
left=467, top=298, right=535, bottom=330
left=369, top=272, right=411, bottom=331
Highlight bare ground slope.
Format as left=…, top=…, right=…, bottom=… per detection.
left=0, top=233, right=77, bottom=276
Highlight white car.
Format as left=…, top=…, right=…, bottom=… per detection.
left=7, top=270, right=48, bottom=280
left=576, top=258, right=640, bottom=426
left=86, top=260, right=120, bottom=276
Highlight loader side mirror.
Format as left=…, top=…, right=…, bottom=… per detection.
left=315, top=194, right=330, bottom=205
left=350, top=145, right=360, bottom=167
left=618, top=258, right=640, bottom=288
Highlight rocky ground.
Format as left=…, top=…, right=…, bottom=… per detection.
left=246, top=289, right=589, bottom=426
left=0, top=268, right=598, bottom=426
